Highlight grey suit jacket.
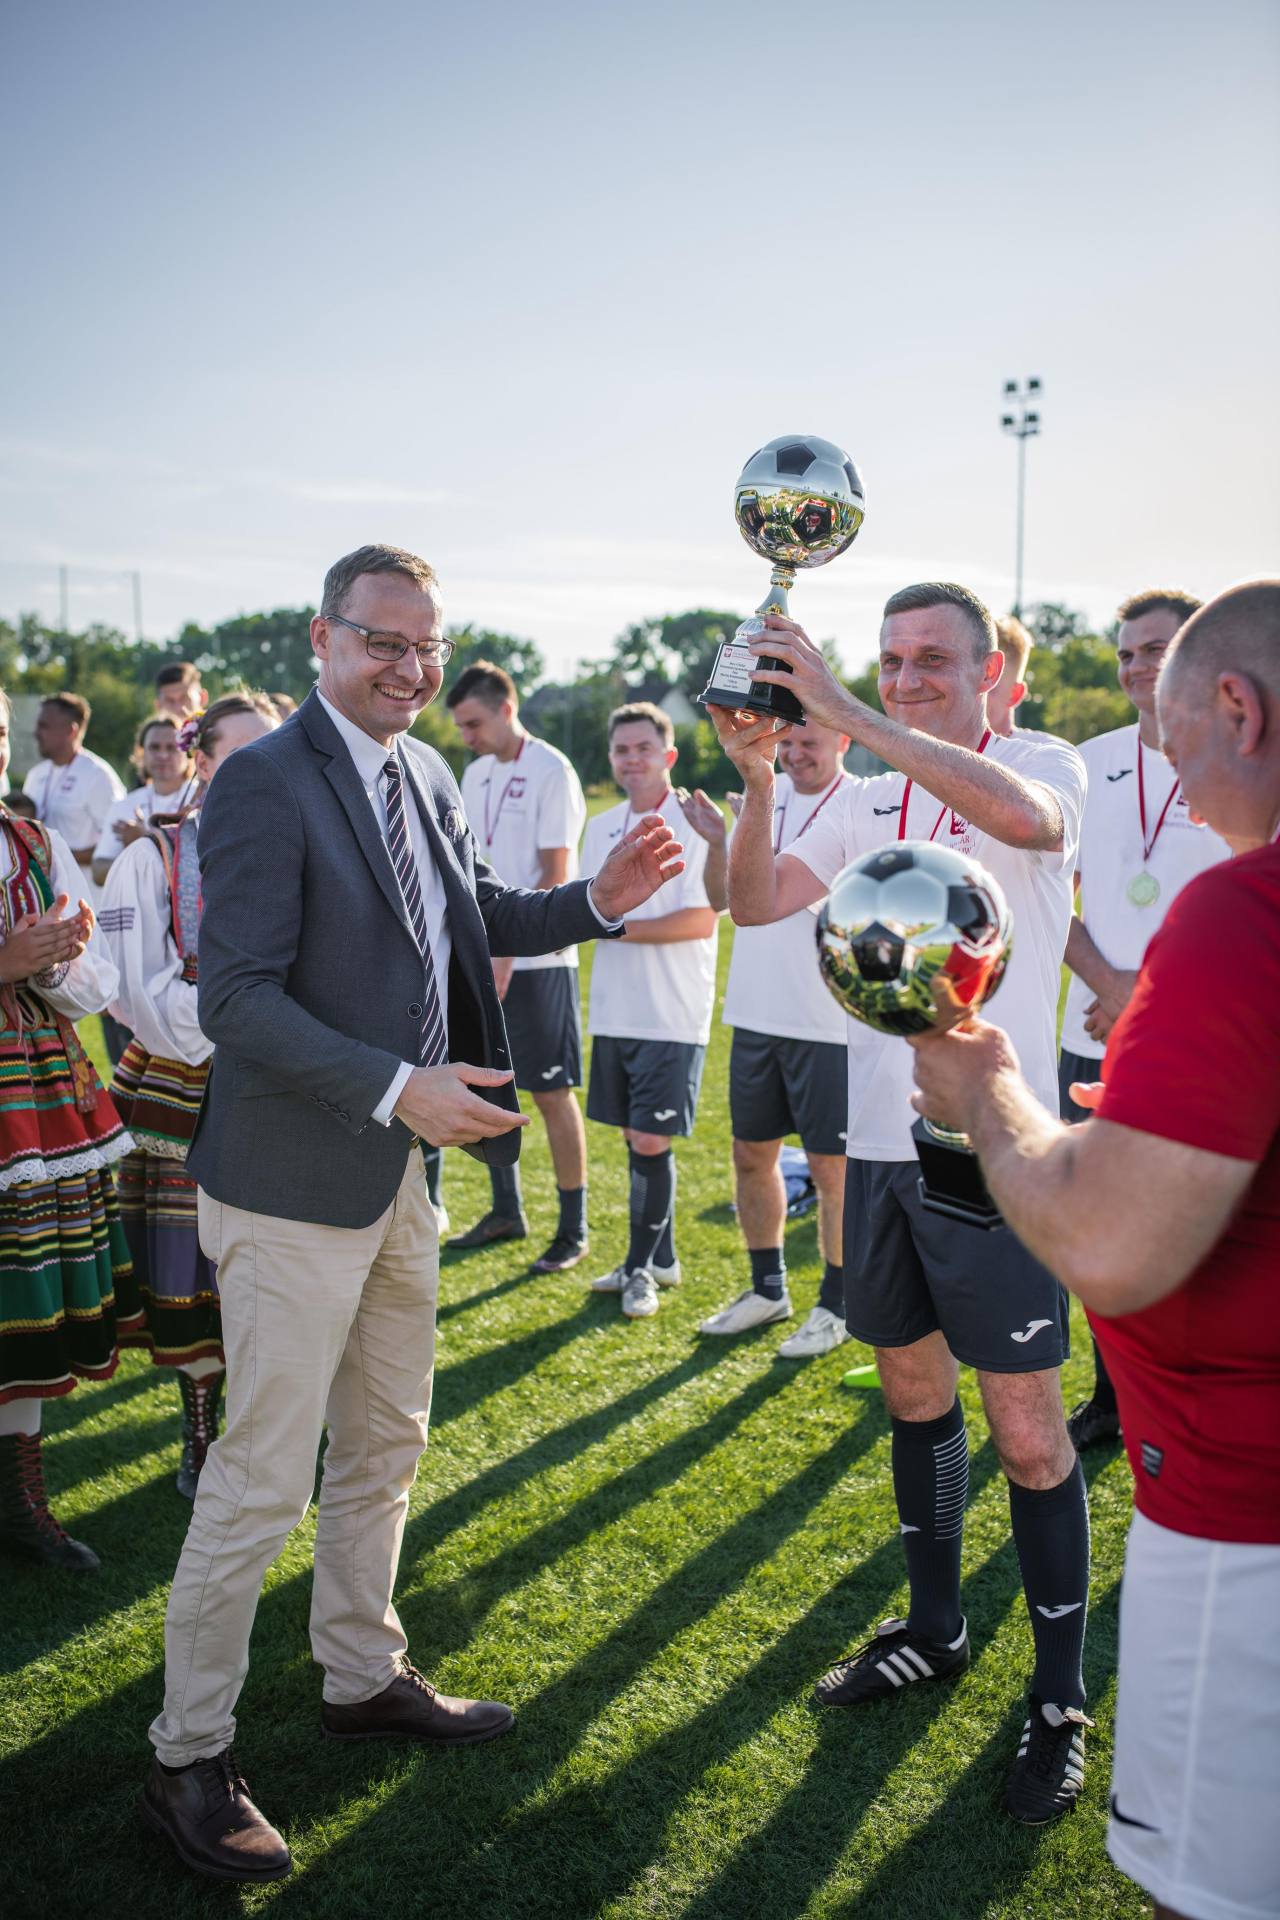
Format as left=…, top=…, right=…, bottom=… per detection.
left=187, top=691, right=613, bottom=1228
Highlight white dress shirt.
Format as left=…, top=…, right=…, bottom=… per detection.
left=318, top=695, right=452, bottom=1125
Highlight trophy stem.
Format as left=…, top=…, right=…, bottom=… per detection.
left=754, top=564, right=797, bottom=620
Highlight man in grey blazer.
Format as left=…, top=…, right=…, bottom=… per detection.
left=142, top=544, right=684, bottom=1884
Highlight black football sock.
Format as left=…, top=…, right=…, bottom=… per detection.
left=749, top=1246, right=786, bottom=1301
left=627, top=1148, right=674, bottom=1273
left=421, top=1146, right=443, bottom=1209
left=1088, top=1338, right=1118, bottom=1416
left=817, top=1260, right=845, bottom=1316
left=645, top=1149, right=677, bottom=1267
left=1009, top=1458, right=1090, bottom=1710
left=892, top=1400, right=968, bottom=1644
left=489, top=1160, right=524, bottom=1219
left=557, top=1185, right=587, bottom=1243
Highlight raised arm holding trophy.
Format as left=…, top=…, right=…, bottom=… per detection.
left=711, top=474, right=1098, bottom=1825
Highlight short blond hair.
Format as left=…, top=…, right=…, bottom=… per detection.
left=995, top=615, right=1033, bottom=680
left=1117, top=587, right=1202, bottom=628
left=607, top=701, right=674, bottom=747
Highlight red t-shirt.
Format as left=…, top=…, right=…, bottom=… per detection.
left=1093, top=841, right=1280, bottom=1543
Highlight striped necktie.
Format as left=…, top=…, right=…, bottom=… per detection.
left=382, top=755, right=448, bottom=1068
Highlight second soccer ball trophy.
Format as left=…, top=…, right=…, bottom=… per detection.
left=699, top=435, right=865, bottom=727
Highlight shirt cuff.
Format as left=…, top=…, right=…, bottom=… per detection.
left=587, top=880, right=624, bottom=931
left=373, top=1060, right=415, bottom=1127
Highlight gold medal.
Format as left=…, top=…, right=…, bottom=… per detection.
left=1127, top=871, right=1160, bottom=908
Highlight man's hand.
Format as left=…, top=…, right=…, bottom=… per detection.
left=726, top=790, right=744, bottom=819
left=1083, top=966, right=1138, bottom=1042
left=114, top=810, right=148, bottom=847
left=393, top=1063, right=531, bottom=1147
left=1067, top=1079, right=1105, bottom=1112
left=746, top=614, right=860, bottom=733
left=589, top=813, right=685, bottom=920
left=708, top=703, right=790, bottom=789
left=675, top=787, right=727, bottom=847
left=491, top=955, right=515, bottom=1002
left=907, top=1019, right=1023, bottom=1136
left=0, top=895, right=87, bottom=984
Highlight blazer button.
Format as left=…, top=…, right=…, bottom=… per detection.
left=408, top=1003, right=422, bottom=1018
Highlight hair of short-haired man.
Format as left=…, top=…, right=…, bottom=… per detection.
left=607, top=700, right=675, bottom=747
left=1116, top=587, right=1203, bottom=629
left=882, top=582, right=997, bottom=660
left=1162, top=580, right=1280, bottom=697
left=320, top=545, right=438, bottom=620
left=42, top=691, right=91, bottom=732
left=189, top=689, right=280, bottom=756
left=4, top=791, right=38, bottom=821
left=445, top=660, right=518, bottom=712
left=154, top=660, right=202, bottom=692
left=269, top=692, right=298, bottom=718
left=994, top=614, right=1034, bottom=682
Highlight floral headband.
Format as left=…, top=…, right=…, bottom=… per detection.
left=176, top=716, right=202, bottom=752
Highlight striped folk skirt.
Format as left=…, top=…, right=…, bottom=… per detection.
left=111, top=1041, right=220, bottom=1367
left=0, top=1008, right=135, bottom=1407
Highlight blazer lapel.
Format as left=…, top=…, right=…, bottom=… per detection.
left=299, top=693, right=418, bottom=946
left=400, top=751, right=469, bottom=916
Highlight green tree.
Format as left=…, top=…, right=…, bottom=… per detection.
left=613, top=609, right=743, bottom=702
left=445, top=626, right=545, bottom=694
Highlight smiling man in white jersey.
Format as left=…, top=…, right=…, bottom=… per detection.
left=713, top=582, right=1091, bottom=1825
left=679, top=721, right=854, bottom=1351
left=1060, top=588, right=1230, bottom=1452
left=581, top=703, right=718, bottom=1321
left=446, top=660, right=590, bottom=1271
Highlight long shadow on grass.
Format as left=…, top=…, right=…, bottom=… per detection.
left=429, top=1294, right=613, bottom=1430
left=44, top=1361, right=162, bottom=1433
left=268, top=1401, right=936, bottom=1916
left=437, top=1266, right=543, bottom=1324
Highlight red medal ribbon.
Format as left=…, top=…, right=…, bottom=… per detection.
left=898, top=729, right=991, bottom=841
left=774, top=773, right=846, bottom=853
left=482, top=736, right=526, bottom=847
left=1136, top=741, right=1181, bottom=863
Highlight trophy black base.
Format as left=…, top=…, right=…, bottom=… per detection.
left=911, top=1118, right=1003, bottom=1231
left=697, top=639, right=806, bottom=727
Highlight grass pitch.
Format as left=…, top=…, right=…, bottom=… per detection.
left=2, top=928, right=1144, bottom=1919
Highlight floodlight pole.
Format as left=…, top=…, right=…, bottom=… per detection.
left=1000, top=378, right=1042, bottom=618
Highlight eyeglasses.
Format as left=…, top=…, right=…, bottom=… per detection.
left=326, top=614, right=455, bottom=669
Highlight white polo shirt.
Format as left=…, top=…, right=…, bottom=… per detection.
left=1061, top=722, right=1231, bottom=1060
left=722, top=771, right=852, bottom=1044
left=24, top=749, right=125, bottom=884
left=581, top=787, right=717, bottom=1047
left=93, top=784, right=187, bottom=870
left=792, top=731, right=1086, bottom=1160
left=460, top=734, right=587, bottom=972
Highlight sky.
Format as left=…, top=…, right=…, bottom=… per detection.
left=2, top=0, right=1277, bottom=680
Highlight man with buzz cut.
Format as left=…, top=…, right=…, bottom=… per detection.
left=713, top=582, right=1094, bottom=1825
left=1059, top=587, right=1230, bottom=1451
left=445, top=660, right=590, bottom=1271
left=987, top=615, right=1034, bottom=737
left=678, top=720, right=854, bottom=1353
left=581, top=702, right=718, bottom=1321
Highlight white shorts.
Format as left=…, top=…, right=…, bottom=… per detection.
left=1108, top=1509, right=1280, bottom=1920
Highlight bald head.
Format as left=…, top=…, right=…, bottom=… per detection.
left=1156, top=579, right=1280, bottom=851
left=1162, top=580, right=1280, bottom=701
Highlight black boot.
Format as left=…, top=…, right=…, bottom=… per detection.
left=176, top=1370, right=224, bottom=1500
left=0, top=1431, right=100, bottom=1571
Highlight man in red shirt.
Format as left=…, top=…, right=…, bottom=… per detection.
left=908, top=579, right=1280, bottom=1920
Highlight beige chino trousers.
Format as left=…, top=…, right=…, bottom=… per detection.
left=149, top=1155, right=439, bottom=1767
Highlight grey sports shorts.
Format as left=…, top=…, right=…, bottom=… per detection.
left=586, top=1035, right=707, bottom=1137
left=502, top=968, right=583, bottom=1092
left=729, top=1027, right=847, bottom=1155
left=842, top=1156, right=1070, bottom=1374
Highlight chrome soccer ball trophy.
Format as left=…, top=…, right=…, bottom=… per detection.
left=699, top=435, right=865, bottom=727
left=817, top=841, right=1013, bottom=1227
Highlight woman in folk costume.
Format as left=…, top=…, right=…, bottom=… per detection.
left=101, top=692, right=279, bottom=1499
left=0, top=689, right=135, bottom=1574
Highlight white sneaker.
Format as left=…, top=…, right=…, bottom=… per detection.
left=777, top=1306, right=850, bottom=1358
left=698, top=1287, right=792, bottom=1335
left=591, top=1258, right=681, bottom=1292
left=620, top=1268, right=661, bottom=1318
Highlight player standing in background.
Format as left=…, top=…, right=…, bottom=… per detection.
left=446, top=663, right=590, bottom=1271
left=1059, top=588, right=1230, bottom=1449
left=24, top=694, right=125, bottom=906
left=582, top=704, right=718, bottom=1321
left=678, top=721, right=853, bottom=1353
left=986, top=615, right=1035, bottom=737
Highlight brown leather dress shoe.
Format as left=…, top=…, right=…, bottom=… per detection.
left=140, top=1750, right=291, bottom=1883
left=321, top=1660, right=515, bottom=1745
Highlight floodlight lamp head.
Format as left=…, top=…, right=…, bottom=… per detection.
left=1002, top=379, right=1018, bottom=395
left=1026, top=411, right=1040, bottom=428
left=1028, top=377, right=1042, bottom=392
left=1001, top=414, right=1015, bottom=429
